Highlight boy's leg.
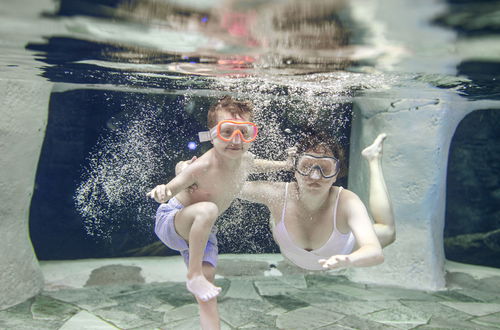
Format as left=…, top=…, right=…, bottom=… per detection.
left=362, top=133, right=396, bottom=248
left=174, top=201, right=221, bottom=301
left=197, top=262, right=220, bottom=330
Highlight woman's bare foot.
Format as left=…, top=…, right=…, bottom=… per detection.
left=362, top=133, right=386, bottom=161
left=186, top=275, right=221, bottom=302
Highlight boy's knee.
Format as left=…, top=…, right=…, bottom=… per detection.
left=196, top=202, right=219, bottom=222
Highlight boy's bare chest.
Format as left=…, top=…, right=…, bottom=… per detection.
left=191, top=167, right=247, bottom=207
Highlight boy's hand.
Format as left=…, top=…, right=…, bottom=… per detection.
left=146, top=185, right=172, bottom=203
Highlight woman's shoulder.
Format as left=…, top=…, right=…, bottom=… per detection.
left=334, top=186, right=363, bottom=205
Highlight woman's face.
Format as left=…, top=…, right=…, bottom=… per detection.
left=294, top=150, right=339, bottom=193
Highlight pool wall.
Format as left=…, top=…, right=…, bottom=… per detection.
left=348, top=88, right=477, bottom=290
left=0, top=79, right=50, bottom=309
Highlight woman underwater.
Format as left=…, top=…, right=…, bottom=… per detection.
left=180, top=132, right=395, bottom=271
left=239, top=132, right=395, bottom=270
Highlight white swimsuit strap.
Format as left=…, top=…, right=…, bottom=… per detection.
left=280, top=183, right=289, bottom=223
left=333, top=186, right=343, bottom=232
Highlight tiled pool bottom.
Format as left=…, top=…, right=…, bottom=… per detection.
left=1, top=255, right=500, bottom=329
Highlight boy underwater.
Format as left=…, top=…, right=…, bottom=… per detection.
left=147, top=96, right=291, bottom=329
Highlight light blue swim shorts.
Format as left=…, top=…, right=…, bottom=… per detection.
left=155, top=197, right=219, bottom=268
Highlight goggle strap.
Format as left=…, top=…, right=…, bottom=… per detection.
left=198, top=131, right=212, bottom=142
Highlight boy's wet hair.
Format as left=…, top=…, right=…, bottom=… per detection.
left=207, top=96, right=254, bottom=128
left=296, top=132, right=347, bottom=178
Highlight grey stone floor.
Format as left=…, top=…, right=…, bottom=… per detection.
left=1, top=255, right=500, bottom=329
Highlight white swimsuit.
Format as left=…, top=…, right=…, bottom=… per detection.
left=273, top=183, right=355, bottom=270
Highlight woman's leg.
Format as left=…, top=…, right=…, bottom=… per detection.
left=362, top=133, right=396, bottom=248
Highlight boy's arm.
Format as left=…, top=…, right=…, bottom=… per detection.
left=319, top=191, right=384, bottom=269
left=248, top=147, right=296, bottom=174
left=147, top=159, right=204, bottom=203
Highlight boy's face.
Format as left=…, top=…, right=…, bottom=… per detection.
left=212, top=110, right=253, bottom=159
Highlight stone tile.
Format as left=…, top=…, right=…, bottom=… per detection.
left=414, top=316, right=493, bottom=329
left=278, top=274, right=308, bottom=289
left=218, top=298, right=273, bottom=328
left=30, top=295, right=80, bottom=322
left=479, top=276, right=500, bottom=294
left=92, top=303, right=164, bottom=329
left=162, top=304, right=198, bottom=324
left=470, top=311, right=500, bottom=329
left=0, top=315, right=62, bottom=330
left=263, top=294, right=309, bottom=311
left=276, top=306, right=344, bottom=329
left=446, top=272, right=500, bottom=302
left=216, top=259, right=269, bottom=277
left=0, top=298, right=64, bottom=330
left=160, top=315, right=199, bottom=330
left=85, top=264, right=145, bottom=286
left=128, top=326, right=165, bottom=330
left=149, top=283, right=197, bottom=308
left=59, top=310, right=118, bottom=329
left=330, top=315, right=400, bottom=329
left=440, top=301, right=500, bottom=316
left=151, top=304, right=175, bottom=314
left=431, top=289, right=482, bottom=302
left=43, top=287, right=119, bottom=311
left=266, top=306, right=288, bottom=316
left=215, top=278, right=231, bottom=292
left=254, top=277, right=303, bottom=296
left=447, top=272, right=500, bottom=293
left=235, top=313, right=277, bottom=329
left=456, top=288, right=500, bottom=303
left=224, top=278, right=262, bottom=300
left=400, top=300, right=470, bottom=321
left=161, top=317, right=234, bottom=330
left=317, top=300, right=403, bottom=316
left=305, top=274, right=357, bottom=289
left=289, top=289, right=357, bottom=305
left=322, top=284, right=394, bottom=301
left=94, top=283, right=149, bottom=296
left=276, top=260, right=311, bottom=275
left=363, top=304, right=430, bottom=329
left=108, top=289, right=173, bottom=311
left=366, top=285, right=439, bottom=301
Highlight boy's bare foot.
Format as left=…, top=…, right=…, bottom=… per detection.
left=186, top=275, right=221, bottom=302
left=362, top=133, right=387, bottom=161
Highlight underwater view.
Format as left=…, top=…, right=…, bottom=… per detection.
left=1, top=0, right=500, bottom=328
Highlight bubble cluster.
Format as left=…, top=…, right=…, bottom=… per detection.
left=74, top=71, right=395, bottom=253
left=74, top=96, right=186, bottom=240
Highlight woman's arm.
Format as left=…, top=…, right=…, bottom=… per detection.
left=238, top=180, right=285, bottom=206
left=319, top=190, right=384, bottom=269
left=246, top=147, right=296, bottom=174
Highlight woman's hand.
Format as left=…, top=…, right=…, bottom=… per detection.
left=318, top=255, right=352, bottom=269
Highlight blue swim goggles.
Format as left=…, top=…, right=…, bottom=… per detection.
left=295, top=154, right=340, bottom=178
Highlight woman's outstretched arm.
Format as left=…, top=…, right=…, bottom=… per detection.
left=319, top=190, right=384, bottom=269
